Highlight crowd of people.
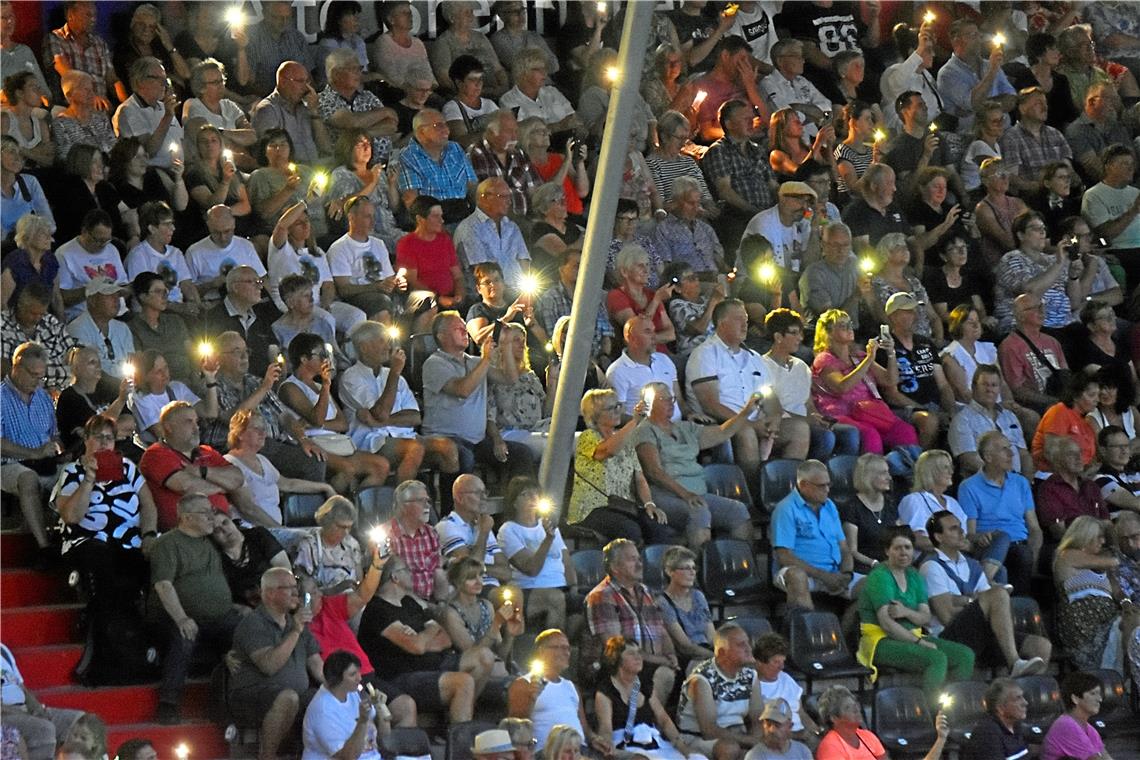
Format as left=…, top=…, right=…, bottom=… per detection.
left=3, top=1, right=1140, bottom=759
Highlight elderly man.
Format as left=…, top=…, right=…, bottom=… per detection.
left=243, top=0, right=316, bottom=96
left=229, top=566, right=323, bottom=760
left=935, top=19, right=1017, bottom=137
left=998, top=293, right=1069, bottom=414
left=687, top=299, right=810, bottom=487
left=743, top=699, right=812, bottom=760
left=466, top=110, right=541, bottom=217
left=702, top=99, right=777, bottom=248
left=676, top=622, right=763, bottom=760
left=506, top=628, right=599, bottom=750
left=840, top=163, right=913, bottom=249
left=760, top=39, right=832, bottom=128
left=1, top=283, right=78, bottom=391
left=998, top=87, right=1073, bottom=196
left=57, top=209, right=127, bottom=322
left=388, top=479, right=449, bottom=601
left=920, top=510, right=1050, bottom=677
left=797, top=222, right=873, bottom=331
left=1037, top=437, right=1110, bottom=540
left=438, top=474, right=511, bottom=589
left=454, top=178, right=531, bottom=294
left=585, top=539, right=678, bottom=702
left=652, top=176, right=726, bottom=277
left=250, top=61, right=330, bottom=164
left=186, top=207, right=266, bottom=304
left=1095, top=425, right=1140, bottom=516
left=961, top=678, right=1031, bottom=760
left=1112, top=511, right=1140, bottom=607
left=875, top=292, right=954, bottom=448
left=497, top=48, right=579, bottom=135
left=691, top=36, right=769, bottom=144
left=43, top=1, right=126, bottom=105
left=398, top=109, right=478, bottom=221
left=0, top=342, right=61, bottom=564
left=607, top=316, right=686, bottom=421
left=319, top=48, right=397, bottom=166
left=1055, top=25, right=1116, bottom=114
left=740, top=181, right=819, bottom=286
left=949, top=365, right=1033, bottom=477
left=200, top=266, right=278, bottom=374
left=149, top=493, right=244, bottom=724
left=340, top=321, right=455, bottom=483
left=112, top=57, right=183, bottom=170
left=772, top=460, right=863, bottom=610
left=1065, top=83, right=1131, bottom=185
left=327, top=196, right=402, bottom=322
left=65, top=276, right=136, bottom=378
left=533, top=250, right=613, bottom=359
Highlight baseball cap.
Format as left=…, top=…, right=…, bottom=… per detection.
left=885, top=292, right=918, bottom=315
left=85, top=276, right=121, bottom=297
left=760, top=698, right=793, bottom=724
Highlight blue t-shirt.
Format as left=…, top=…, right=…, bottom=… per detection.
left=771, top=490, right=844, bottom=573
left=956, top=471, right=1034, bottom=542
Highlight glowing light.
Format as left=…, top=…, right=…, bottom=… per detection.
left=727, top=268, right=737, bottom=281
left=121, top=361, right=135, bottom=379
left=224, top=7, right=246, bottom=28
left=536, top=498, right=553, bottom=516
left=605, top=66, right=620, bottom=83
left=324, top=342, right=335, bottom=360
left=692, top=90, right=708, bottom=108
left=544, top=341, right=555, bottom=353
left=757, top=261, right=778, bottom=283
left=596, top=2, right=606, bottom=13
left=928, top=122, right=938, bottom=133
left=276, top=352, right=286, bottom=366
left=396, top=267, right=407, bottom=278
left=174, top=744, right=190, bottom=760
left=386, top=325, right=401, bottom=341
left=643, top=387, right=656, bottom=410
left=859, top=257, right=876, bottom=275
left=169, top=141, right=179, bottom=154
left=938, top=693, right=954, bottom=708
left=222, top=148, right=234, bottom=163
left=519, top=272, right=541, bottom=297
left=288, top=162, right=297, bottom=174
left=311, top=171, right=329, bottom=191
left=502, top=588, right=512, bottom=602
left=197, top=341, right=214, bottom=360
left=992, top=32, right=1006, bottom=47
left=368, top=525, right=386, bottom=546
left=873, top=128, right=887, bottom=143
left=529, top=659, right=545, bottom=678
left=923, top=10, right=936, bottom=24
left=759, top=384, right=773, bottom=398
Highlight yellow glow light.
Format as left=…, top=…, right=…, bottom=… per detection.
left=288, top=162, right=297, bottom=174
left=544, top=341, right=554, bottom=353
left=396, top=267, right=407, bottom=278
left=643, top=387, right=656, bottom=410
left=759, top=384, right=773, bottom=398
left=174, top=744, right=190, bottom=760
left=368, top=525, right=386, bottom=546
left=992, top=32, right=1006, bottom=47
left=519, top=272, right=541, bottom=297
left=692, top=90, right=708, bottom=108
left=605, top=66, right=620, bottom=83
left=938, top=693, right=954, bottom=708
left=169, top=141, right=179, bottom=154
left=222, top=148, right=234, bottom=162
left=873, top=128, right=887, bottom=143
left=276, top=352, right=286, bottom=366
left=311, top=171, right=329, bottom=191
left=859, top=257, right=876, bottom=275
left=386, top=325, right=401, bottom=341
left=757, top=261, right=777, bottom=283
left=197, top=341, right=214, bottom=360
left=121, top=361, right=135, bottom=379
left=536, top=497, right=553, bottom=515
left=923, top=10, right=936, bottom=24
left=224, top=7, right=246, bottom=28
left=596, top=2, right=606, bottom=13
left=502, top=588, right=512, bottom=602
left=928, top=122, right=938, bottom=132
left=530, top=659, right=545, bottom=678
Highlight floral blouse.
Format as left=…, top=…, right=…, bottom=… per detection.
left=569, top=428, right=641, bottom=525
left=489, top=370, right=546, bottom=431
left=871, top=274, right=935, bottom=338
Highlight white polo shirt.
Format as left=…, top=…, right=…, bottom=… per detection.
left=686, top=335, right=770, bottom=417
left=605, top=350, right=681, bottom=421
left=761, top=353, right=812, bottom=416
left=498, top=85, right=575, bottom=126
left=338, top=361, right=419, bottom=452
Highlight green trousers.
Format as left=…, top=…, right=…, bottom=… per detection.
left=873, top=636, right=975, bottom=692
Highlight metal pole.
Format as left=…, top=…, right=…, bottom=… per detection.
left=539, top=2, right=656, bottom=504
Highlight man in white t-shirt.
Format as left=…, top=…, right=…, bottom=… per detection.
left=606, top=316, right=684, bottom=422
left=57, top=209, right=129, bottom=322
left=727, top=1, right=782, bottom=67
left=326, top=196, right=405, bottom=321
left=1082, top=144, right=1140, bottom=286
left=740, top=182, right=819, bottom=274
left=185, top=206, right=266, bottom=304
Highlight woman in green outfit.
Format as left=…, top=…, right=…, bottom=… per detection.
left=856, top=525, right=975, bottom=693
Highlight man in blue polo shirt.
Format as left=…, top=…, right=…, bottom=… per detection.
left=957, top=431, right=1042, bottom=595
left=771, top=459, right=864, bottom=611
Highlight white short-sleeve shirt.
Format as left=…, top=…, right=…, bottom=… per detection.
left=686, top=335, right=769, bottom=417
left=326, top=234, right=394, bottom=286
left=605, top=350, right=681, bottom=421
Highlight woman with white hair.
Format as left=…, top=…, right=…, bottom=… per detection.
left=530, top=183, right=583, bottom=275
left=868, top=233, right=942, bottom=343
left=606, top=245, right=675, bottom=352
left=646, top=110, right=714, bottom=214
left=1, top=212, right=60, bottom=314
left=49, top=71, right=117, bottom=163
left=429, top=1, right=508, bottom=97
left=181, top=58, right=255, bottom=163
left=391, top=64, right=438, bottom=143
left=294, top=495, right=365, bottom=594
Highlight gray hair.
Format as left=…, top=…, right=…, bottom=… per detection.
left=484, top=109, right=516, bottom=137
left=602, top=537, right=636, bottom=574
left=349, top=320, right=388, bottom=350
left=13, top=213, right=52, bottom=249
left=876, top=232, right=909, bottom=257
left=412, top=109, right=445, bottom=132
left=859, top=163, right=894, bottom=195
left=131, top=3, right=160, bottom=25
left=795, top=459, right=828, bottom=485
left=129, top=56, right=164, bottom=90
left=176, top=491, right=212, bottom=516
left=511, top=47, right=549, bottom=83
left=821, top=221, right=852, bottom=242
left=190, top=58, right=225, bottom=97
left=394, top=479, right=429, bottom=506
left=657, top=110, right=689, bottom=142
left=530, top=182, right=565, bottom=218
left=224, top=265, right=257, bottom=290
left=614, top=244, right=649, bottom=274
left=325, top=47, right=360, bottom=83
left=580, top=388, right=618, bottom=431
left=314, top=495, right=357, bottom=528
left=517, top=116, right=548, bottom=152
left=260, top=565, right=293, bottom=593
left=670, top=175, right=702, bottom=201
left=402, top=62, right=435, bottom=90
left=60, top=69, right=94, bottom=99
left=817, top=685, right=858, bottom=727
left=440, top=0, right=475, bottom=24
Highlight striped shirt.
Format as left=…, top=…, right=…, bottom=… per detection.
left=646, top=153, right=712, bottom=204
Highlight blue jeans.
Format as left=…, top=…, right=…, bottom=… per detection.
left=970, top=530, right=1011, bottom=585
left=809, top=423, right=861, bottom=459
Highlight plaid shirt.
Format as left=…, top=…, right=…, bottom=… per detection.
left=397, top=139, right=477, bottom=201
left=586, top=576, right=673, bottom=658
left=533, top=281, right=613, bottom=357
left=390, top=517, right=442, bottom=599
left=0, top=310, right=79, bottom=392
left=0, top=378, right=57, bottom=459
left=998, top=122, right=1072, bottom=182
left=651, top=213, right=724, bottom=274
left=317, top=85, right=392, bottom=165
left=43, top=25, right=115, bottom=90
left=701, top=135, right=775, bottom=211
left=466, top=140, right=541, bottom=216
left=213, top=373, right=289, bottom=444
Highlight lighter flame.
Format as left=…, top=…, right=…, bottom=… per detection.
left=502, top=588, right=512, bottom=602
left=169, top=141, right=179, bottom=154
left=311, top=171, right=329, bottom=191
left=121, top=361, right=135, bottom=379
left=759, top=384, right=773, bottom=398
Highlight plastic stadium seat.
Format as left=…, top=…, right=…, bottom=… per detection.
left=1010, top=596, right=1048, bottom=638
left=786, top=609, right=873, bottom=695
left=572, top=549, right=605, bottom=594
left=446, top=721, right=497, bottom=760
left=1088, top=669, right=1126, bottom=731
left=699, top=539, right=767, bottom=619
left=1015, top=675, right=1062, bottom=742
left=938, top=681, right=989, bottom=746
left=357, top=484, right=396, bottom=526
left=383, top=728, right=431, bottom=758
left=642, top=544, right=672, bottom=590
left=703, top=463, right=754, bottom=506
left=281, top=492, right=325, bottom=527
left=726, top=614, right=772, bottom=641
left=873, top=687, right=937, bottom=754
left=407, top=332, right=436, bottom=396
left=759, top=459, right=800, bottom=514
left=828, top=454, right=860, bottom=503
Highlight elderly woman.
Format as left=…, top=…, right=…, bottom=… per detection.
left=317, top=1, right=374, bottom=80
left=272, top=275, right=345, bottom=370
left=248, top=129, right=324, bottom=240
left=634, top=380, right=756, bottom=549
left=578, top=48, right=655, bottom=153
left=646, top=111, right=713, bottom=210
left=835, top=101, right=877, bottom=205
left=995, top=210, right=1079, bottom=333
left=1, top=72, right=53, bottom=168
left=391, top=64, right=438, bottom=144
left=817, top=684, right=948, bottom=760
left=294, top=495, right=364, bottom=594
left=905, top=167, right=963, bottom=269
left=443, top=55, right=499, bottom=147
left=370, top=2, right=435, bottom=91
left=128, top=348, right=218, bottom=445
left=440, top=556, right=523, bottom=692
left=869, top=233, right=942, bottom=343
left=489, top=322, right=551, bottom=460
left=640, top=43, right=696, bottom=120
left=768, top=107, right=835, bottom=183
left=656, top=546, right=715, bottom=667
left=960, top=101, right=1005, bottom=197
left=429, top=1, right=508, bottom=97
left=839, top=453, right=899, bottom=574
left=530, top=182, right=583, bottom=275
left=1041, top=671, right=1114, bottom=760
left=856, top=525, right=975, bottom=694
left=606, top=245, right=675, bottom=352
left=112, top=3, right=189, bottom=92
left=607, top=199, right=662, bottom=289
left=974, top=158, right=1029, bottom=272
left=56, top=347, right=132, bottom=456
left=1, top=213, right=61, bottom=314
left=0, top=137, right=51, bottom=246
left=832, top=50, right=872, bottom=106
left=301, top=649, right=391, bottom=760
left=1072, top=300, right=1138, bottom=381
left=210, top=510, right=290, bottom=609
left=519, top=116, right=589, bottom=221
left=50, top=415, right=157, bottom=654
left=811, top=308, right=917, bottom=454
left=326, top=129, right=401, bottom=252
left=180, top=58, right=255, bottom=160
left=1031, top=372, right=1100, bottom=475
left=1053, top=517, right=1126, bottom=673
left=923, top=236, right=991, bottom=331
left=594, top=636, right=692, bottom=760
left=570, top=389, right=674, bottom=545
left=497, top=477, right=576, bottom=631
left=50, top=71, right=118, bottom=163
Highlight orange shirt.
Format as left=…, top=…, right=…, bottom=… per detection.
left=1031, top=402, right=1095, bottom=473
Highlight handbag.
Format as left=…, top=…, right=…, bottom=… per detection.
left=307, top=432, right=356, bottom=457
left=573, top=464, right=640, bottom=517
left=1014, top=330, right=1072, bottom=396
left=851, top=398, right=903, bottom=432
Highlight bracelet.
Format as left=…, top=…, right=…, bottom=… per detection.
left=643, top=501, right=655, bottom=510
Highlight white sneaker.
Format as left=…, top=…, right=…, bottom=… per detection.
left=1011, top=657, right=1046, bottom=677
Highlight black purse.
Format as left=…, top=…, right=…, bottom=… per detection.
left=1015, top=329, right=1072, bottom=396
left=574, top=465, right=640, bottom=517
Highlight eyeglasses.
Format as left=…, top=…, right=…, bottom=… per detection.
left=236, top=278, right=264, bottom=287
left=805, top=480, right=832, bottom=488
left=306, top=350, right=330, bottom=359
left=88, top=432, right=115, bottom=442
left=283, top=75, right=310, bottom=85
left=1025, top=223, right=1048, bottom=232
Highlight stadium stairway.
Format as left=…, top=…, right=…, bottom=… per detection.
left=1, top=530, right=229, bottom=758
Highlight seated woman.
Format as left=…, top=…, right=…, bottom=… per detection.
left=904, top=167, right=963, bottom=271
left=569, top=389, right=674, bottom=545
left=811, top=308, right=918, bottom=455
left=301, top=649, right=391, bottom=760
left=1, top=72, right=52, bottom=169
left=816, top=684, right=948, bottom=760
left=1040, top=671, right=1113, bottom=760
left=183, top=124, right=253, bottom=246
left=126, top=272, right=195, bottom=382
left=607, top=199, right=662, bottom=289
left=428, top=1, right=509, bottom=97
left=594, top=635, right=693, bottom=760
left=974, top=158, right=1029, bottom=273
left=855, top=525, right=975, bottom=695
left=50, top=71, right=117, bottom=165
left=1071, top=300, right=1139, bottom=382
left=607, top=245, right=675, bottom=352
left=396, top=195, right=465, bottom=310
left=923, top=236, right=993, bottom=334
left=108, top=137, right=188, bottom=246
left=489, top=322, right=551, bottom=460
left=634, top=380, right=755, bottom=549
left=664, top=263, right=721, bottom=358
left=834, top=101, right=877, bottom=206
left=529, top=183, right=583, bottom=277
left=357, top=555, right=478, bottom=723
left=1030, top=372, right=1100, bottom=476
left=325, top=129, right=401, bottom=253
left=210, top=510, right=290, bottom=609
left=51, top=144, right=129, bottom=247
left=272, top=276, right=349, bottom=371
left=128, top=349, right=219, bottom=446
left=180, top=58, right=257, bottom=166
left=440, top=557, right=523, bottom=693
left=1, top=213, right=61, bottom=316
left=768, top=107, right=835, bottom=184
left=655, top=546, right=714, bottom=669
left=279, top=332, right=390, bottom=494
left=518, top=117, right=589, bottom=224
left=646, top=111, right=716, bottom=217
left=1087, top=366, right=1140, bottom=457
left=442, top=55, right=499, bottom=147
left=56, top=347, right=133, bottom=457
left=838, top=453, right=899, bottom=574
left=248, top=129, right=326, bottom=244
left=50, top=415, right=157, bottom=681
left=1053, top=516, right=1127, bottom=673
left=294, top=495, right=364, bottom=595
left=497, top=477, right=577, bottom=632
left=466, top=262, right=530, bottom=336
left=868, top=233, right=944, bottom=344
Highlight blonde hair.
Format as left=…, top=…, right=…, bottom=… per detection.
left=813, top=309, right=849, bottom=354
left=580, top=388, right=617, bottom=431
left=227, top=408, right=267, bottom=450
left=543, top=725, right=582, bottom=760
left=852, top=453, right=889, bottom=494
left=1055, top=515, right=1108, bottom=567
left=911, top=450, right=952, bottom=493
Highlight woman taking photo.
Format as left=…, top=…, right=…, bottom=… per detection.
left=656, top=546, right=715, bottom=668
left=56, top=346, right=133, bottom=456
left=279, top=332, right=391, bottom=496
left=1041, top=671, right=1114, bottom=760
left=519, top=117, right=589, bottom=223
left=606, top=245, right=675, bottom=352
left=1052, top=517, right=1128, bottom=673
left=529, top=182, right=583, bottom=275
left=440, top=556, right=522, bottom=692
left=640, top=43, right=696, bottom=120
left=855, top=525, right=975, bottom=693
left=811, top=308, right=916, bottom=455
left=293, top=495, right=363, bottom=594
left=1, top=71, right=53, bottom=168
left=489, top=322, right=551, bottom=460
left=834, top=101, right=876, bottom=205
left=326, top=130, right=401, bottom=252
left=923, top=238, right=991, bottom=332
left=302, top=649, right=391, bottom=760
left=569, top=389, right=674, bottom=545
left=839, top=453, right=899, bottom=574
left=107, top=136, right=188, bottom=223
left=768, top=107, right=836, bottom=184
left=396, top=195, right=465, bottom=309
left=50, top=71, right=117, bottom=163
left=497, top=476, right=577, bottom=631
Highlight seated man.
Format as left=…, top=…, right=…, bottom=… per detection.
left=0, top=643, right=84, bottom=760
left=839, top=163, right=914, bottom=250
left=250, top=61, right=331, bottom=164
left=57, top=209, right=128, bottom=322
left=875, top=292, right=955, bottom=449
left=388, top=479, right=449, bottom=602
left=771, top=460, right=864, bottom=611
left=961, top=678, right=1031, bottom=760
left=882, top=92, right=962, bottom=195
left=701, top=99, right=777, bottom=249
left=201, top=266, right=279, bottom=379
left=998, top=87, right=1073, bottom=196
left=998, top=294, right=1069, bottom=414
left=957, top=431, right=1043, bottom=595
left=186, top=207, right=266, bottom=305
left=112, top=57, right=184, bottom=171
left=66, top=277, right=136, bottom=379
left=0, top=283, right=78, bottom=392
left=687, top=299, right=810, bottom=492
left=920, top=510, right=1050, bottom=678
left=149, top=493, right=244, bottom=724
left=228, top=567, right=323, bottom=760
left=454, top=178, right=531, bottom=295
left=585, top=539, right=678, bottom=704
left=651, top=176, right=727, bottom=278
left=676, top=622, right=763, bottom=760
left=437, top=474, right=511, bottom=590
left=397, top=109, right=478, bottom=223
left=1064, top=83, right=1130, bottom=185
left=691, top=36, right=769, bottom=143
left=743, top=699, right=813, bottom=760
left=948, top=364, right=1033, bottom=477
left=326, top=196, right=403, bottom=322
left=1095, top=425, right=1140, bottom=516
left=1036, top=437, right=1110, bottom=541
left=533, top=250, right=613, bottom=360
left=318, top=48, right=397, bottom=167
left=1111, top=511, right=1140, bottom=607
left=465, top=110, right=540, bottom=217
left=606, top=316, right=686, bottom=421
left=796, top=222, right=873, bottom=338
left=759, top=39, right=832, bottom=129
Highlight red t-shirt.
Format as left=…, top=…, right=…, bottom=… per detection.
left=309, top=593, right=374, bottom=674
left=139, top=443, right=232, bottom=530
left=533, top=152, right=583, bottom=215
left=606, top=285, right=671, bottom=353
left=395, top=232, right=460, bottom=296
